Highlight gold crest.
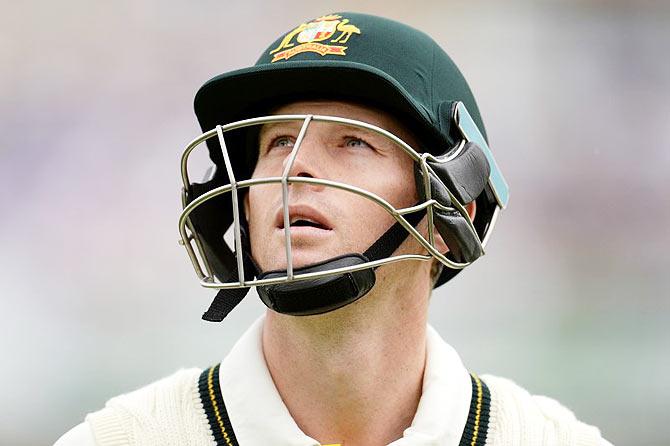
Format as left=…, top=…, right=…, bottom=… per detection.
left=269, top=14, right=361, bottom=62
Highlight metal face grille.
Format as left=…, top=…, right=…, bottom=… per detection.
left=178, top=106, right=501, bottom=291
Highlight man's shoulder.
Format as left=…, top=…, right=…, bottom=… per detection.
left=54, top=367, right=212, bottom=446
left=102, top=367, right=204, bottom=411
left=480, top=374, right=612, bottom=446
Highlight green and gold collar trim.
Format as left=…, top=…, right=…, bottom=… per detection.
left=459, top=373, right=491, bottom=446
left=198, top=364, right=240, bottom=446
left=198, top=365, right=490, bottom=446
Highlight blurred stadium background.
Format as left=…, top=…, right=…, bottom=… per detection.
left=1, top=1, right=668, bottom=445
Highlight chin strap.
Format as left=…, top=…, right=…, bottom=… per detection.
left=202, top=209, right=426, bottom=322
left=201, top=221, right=257, bottom=322
left=209, top=209, right=426, bottom=321
left=362, top=210, right=426, bottom=261
left=201, top=261, right=255, bottom=322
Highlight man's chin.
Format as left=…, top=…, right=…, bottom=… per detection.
left=257, top=249, right=343, bottom=273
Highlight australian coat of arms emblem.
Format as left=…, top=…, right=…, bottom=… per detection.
left=269, top=14, right=361, bottom=62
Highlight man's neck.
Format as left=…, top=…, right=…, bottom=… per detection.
left=262, top=264, right=431, bottom=446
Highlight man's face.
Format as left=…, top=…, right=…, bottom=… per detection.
left=245, top=100, right=420, bottom=272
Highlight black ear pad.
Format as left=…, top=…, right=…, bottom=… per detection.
left=414, top=141, right=490, bottom=263
left=427, top=141, right=490, bottom=204
left=185, top=175, right=238, bottom=283
left=187, top=177, right=261, bottom=322
left=432, top=207, right=483, bottom=263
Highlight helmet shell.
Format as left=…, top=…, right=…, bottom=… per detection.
left=194, top=12, right=487, bottom=170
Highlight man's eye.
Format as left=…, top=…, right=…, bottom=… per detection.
left=344, top=137, right=371, bottom=149
left=270, top=136, right=295, bottom=149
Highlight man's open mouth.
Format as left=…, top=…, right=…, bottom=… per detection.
left=286, top=217, right=328, bottom=229
left=275, top=205, right=333, bottom=231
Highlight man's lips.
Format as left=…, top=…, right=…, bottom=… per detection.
left=274, top=205, right=333, bottom=231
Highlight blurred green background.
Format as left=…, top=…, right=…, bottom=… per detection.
left=1, top=1, right=668, bottom=445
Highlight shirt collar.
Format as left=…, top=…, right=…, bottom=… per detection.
left=219, top=315, right=472, bottom=446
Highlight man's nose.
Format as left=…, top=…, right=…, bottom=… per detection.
left=281, top=135, right=324, bottom=182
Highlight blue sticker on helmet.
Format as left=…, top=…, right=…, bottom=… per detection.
left=454, top=102, right=509, bottom=209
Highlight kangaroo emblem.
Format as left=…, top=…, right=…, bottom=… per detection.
left=268, top=15, right=362, bottom=62
left=331, top=19, right=361, bottom=43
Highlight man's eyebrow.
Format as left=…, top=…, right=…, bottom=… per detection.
left=258, top=120, right=402, bottom=145
left=259, top=121, right=302, bottom=136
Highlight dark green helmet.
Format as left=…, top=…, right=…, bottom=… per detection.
left=195, top=12, right=486, bottom=160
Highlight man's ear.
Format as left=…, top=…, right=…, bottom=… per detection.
left=432, top=200, right=476, bottom=254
